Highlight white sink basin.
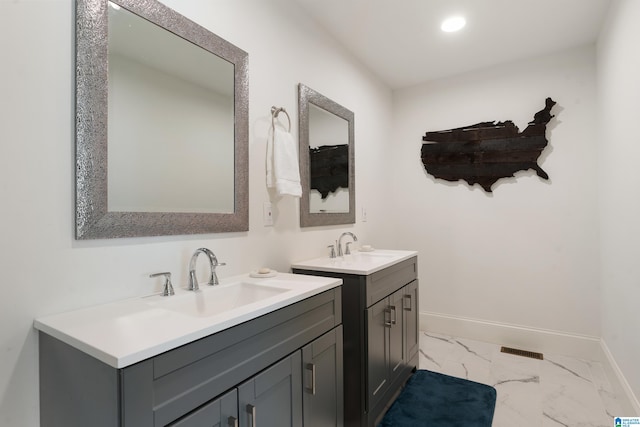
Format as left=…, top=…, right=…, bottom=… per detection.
left=147, top=281, right=288, bottom=318
left=353, top=252, right=396, bottom=258
left=292, top=249, right=417, bottom=275
left=312, top=252, right=397, bottom=266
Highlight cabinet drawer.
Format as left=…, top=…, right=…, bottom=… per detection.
left=404, top=280, right=419, bottom=362
left=366, top=257, right=417, bottom=307
left=302, top=326, right=344, bottom=427
left=238, top=352, right=303, bottom=427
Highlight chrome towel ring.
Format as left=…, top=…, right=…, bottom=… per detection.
left=271, top=106, right=291, bottom=132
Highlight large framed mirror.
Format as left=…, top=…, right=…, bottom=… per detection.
left=298, top=84, right=355, bottom=227
left=75, top=0, right=248, bottom=239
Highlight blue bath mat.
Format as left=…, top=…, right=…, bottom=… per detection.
left=378, top=370, right=496, bottom=427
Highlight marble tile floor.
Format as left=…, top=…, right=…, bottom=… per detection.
left=419, top=331, right=624, bottom=427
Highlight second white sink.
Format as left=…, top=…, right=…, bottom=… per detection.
left=292, top=249, right=417, bottom=275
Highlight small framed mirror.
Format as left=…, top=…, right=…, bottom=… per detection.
left=75, top=0, right=248, bottom=239
left=298, top=84, right=355, bottom=227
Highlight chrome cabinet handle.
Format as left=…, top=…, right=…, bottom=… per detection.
left=306, top=363, right=316, bottom=395
left=404, top=294, right=412, bottom=311
left=246, top=404, right=256, bottom=427
left=384, top=307, right=393, bottom=327
left=228, top=416, right=238, bottom=427
left=390, top=305, right=397, bottom=325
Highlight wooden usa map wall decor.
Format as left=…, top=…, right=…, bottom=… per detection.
left=421, top=98, right=557, bottom=192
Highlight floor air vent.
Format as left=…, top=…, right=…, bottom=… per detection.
left=500, top=346, right=544, bottom=360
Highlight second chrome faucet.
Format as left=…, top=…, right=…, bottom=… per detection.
left=187, top=248, right=226, bottom=291
left=337, top=232, right=358, bottom=257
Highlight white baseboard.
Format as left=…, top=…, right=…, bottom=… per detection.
left=421, top=311, right=639, bottom=415
left=421, top=311, right=601, bottom=360
left=599, top=339, right=640, bottom=416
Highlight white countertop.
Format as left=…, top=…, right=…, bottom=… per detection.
left=291, top=249, right=417, bottom=275
left=34, top=273, right=341, bottom=369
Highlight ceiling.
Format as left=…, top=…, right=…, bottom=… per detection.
left=290, top=0, right=613, bottom=89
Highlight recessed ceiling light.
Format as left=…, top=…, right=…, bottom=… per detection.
left=441, top=16, right=466, bottom=33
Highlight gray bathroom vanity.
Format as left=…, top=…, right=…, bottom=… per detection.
left=36, top=273, right=343, bottom=427
left=292, top=250, right=419, bottom=427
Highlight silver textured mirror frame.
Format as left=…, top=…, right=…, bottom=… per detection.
left=75, top=0, right=249, bottom=239
left=298, top=84, right=355, bottom=227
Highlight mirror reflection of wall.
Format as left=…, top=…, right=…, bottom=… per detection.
left=308, top=104, right=349, bottom=214
left=107, top=2, right=235, bottom=213
left=75, top=0, right=249, bottom=239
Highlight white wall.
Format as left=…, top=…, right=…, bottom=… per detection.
left=0, top=1, right=392, bottom=425
left=598, top=0, right=640, bottom=410
left=390, top=46, right=601, bottom=339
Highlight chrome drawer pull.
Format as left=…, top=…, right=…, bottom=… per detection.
left=384, top=307, right=393, bottom=327
left=306, top=363, right=316, bottom=395
left=404, top=294, right=412, bottom=311
left=228, top=416, right=238, bottom=427
left=246, top=404, right=256, bottom=427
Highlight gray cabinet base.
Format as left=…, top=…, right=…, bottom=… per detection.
left=294, top=256, right=419, bottom=427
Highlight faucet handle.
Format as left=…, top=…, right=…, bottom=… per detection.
left=209, top=261, right=226, bottom=286
left=149, top=272, right=175, bottom=296
left=345, top=242, right=353, bottom=255
left=328, top=245, right=336, bottom=259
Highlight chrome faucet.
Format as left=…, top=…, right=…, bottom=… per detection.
left=337, top=232, right=358, bottom=257
left=187, top=248, right=226, bottom=291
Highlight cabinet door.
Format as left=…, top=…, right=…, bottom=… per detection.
left=238, top=352, right=302, bottom=427
left=302, top=326, right=344, bottom=427
left=403, top=280, right=419, bottom=363
left=168, top=389, right=238, bottom=427
left=366, top=297, right=390, bottom=410
left=388, top=288, right=405, bottom=381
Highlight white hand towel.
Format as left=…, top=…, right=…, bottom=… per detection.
left=267, top=126, right=302, bottom=197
